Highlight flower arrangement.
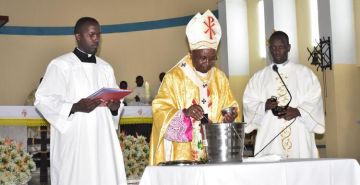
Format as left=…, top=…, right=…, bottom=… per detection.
left=119, top=133, right=149, bottom=179
left=0, top=138, right=36, bottom=185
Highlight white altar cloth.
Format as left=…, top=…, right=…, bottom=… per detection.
left=0, top=105, right=152, bottom=145
left=0, top=105, right=152, bottom=120
left=139, top=158, right=360, bottom=185
left=0, top=106, right=44, bottom=119
left=0, top=105, right=152, bottom=126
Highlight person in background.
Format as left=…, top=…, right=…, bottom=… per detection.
left=128, top=75, right=150, bottom=105
left=243, top=31, right=325, bottom=158
left=149, top=10, right=240, bottom=165
left=119, top=80, right=128, bottom=106
left=119, top=80, right=128, bottom=90
left=155, top=72, right=166, bottom=94
left=35, top=17, right=127, bottom=185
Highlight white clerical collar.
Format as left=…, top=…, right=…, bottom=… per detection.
left=76, top=47, right=93, bottom=57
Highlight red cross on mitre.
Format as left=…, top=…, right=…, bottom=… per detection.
left=203, top=16, right=216, bottom=40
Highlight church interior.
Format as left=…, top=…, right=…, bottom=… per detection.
left=0, top=0, right=359, bottom=184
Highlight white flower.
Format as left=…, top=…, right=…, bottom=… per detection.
left=118, top=133, right=149, bottom=179
left=0, top=138, right=36, bottom=184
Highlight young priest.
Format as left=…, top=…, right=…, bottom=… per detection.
left=35, top=17, right=127, bottom=185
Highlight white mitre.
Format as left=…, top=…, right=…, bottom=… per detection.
left=186, top=10, right=222, bottom=50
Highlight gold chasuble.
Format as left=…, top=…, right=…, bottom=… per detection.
left=149, top=55, right=240, bottom=165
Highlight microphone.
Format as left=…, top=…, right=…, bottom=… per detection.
left=254, top=118, right=297, bottom=157
left=272, top=65, right=292, bottom=109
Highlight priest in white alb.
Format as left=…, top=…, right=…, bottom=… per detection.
left=35, top=17, right=127, bottom=185
left=243, top=31, right=325, bottom=158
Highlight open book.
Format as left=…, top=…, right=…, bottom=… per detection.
left=87, top=88, right=132, bottom=106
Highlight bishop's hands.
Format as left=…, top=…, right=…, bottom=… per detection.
left=183, top=105, right=206, bottom=121
left=222, top=108, right=238, bottom=123
left=183, top=105, right=238, bottom=123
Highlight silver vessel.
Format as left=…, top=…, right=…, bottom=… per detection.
left=203, top=122, right=245, bottom=163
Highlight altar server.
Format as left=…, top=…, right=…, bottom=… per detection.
left=243, top=31, right=325, bottom=158
left=35, top=17, right=127, bottom=185
left=149, top=10, right=240, bottom=165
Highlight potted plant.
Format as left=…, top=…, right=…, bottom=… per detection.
left=0, top=138, right=36, bottom=185
left=119, top=133, right=149, bottom=183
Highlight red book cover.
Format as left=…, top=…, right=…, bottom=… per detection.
left=87, top=88, right=132, bottom=106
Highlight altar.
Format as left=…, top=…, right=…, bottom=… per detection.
left=0, top=105, right=152, bottom=126
left=0, top=105, right=153, bottom=142
left=0, top=105, right=153, bottom=183
left=139, top=158, right=360, bottom=185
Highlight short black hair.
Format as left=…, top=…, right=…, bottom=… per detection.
left=269, top=31, right=289, bottom=45
left=120, top=81, right=127, bottom=85
left=119, top=81, right=128, bottom=89
left=74, top=17, right=99, bottom=34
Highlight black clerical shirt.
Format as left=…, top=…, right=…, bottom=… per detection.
left=73, top=48, right=96, bottom=63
